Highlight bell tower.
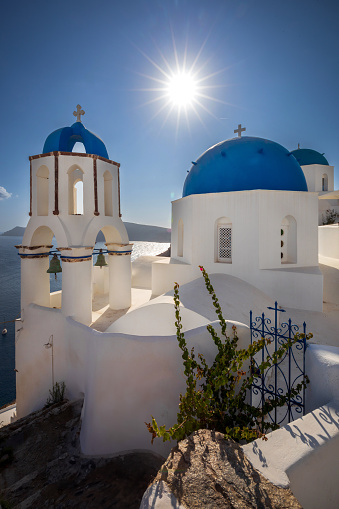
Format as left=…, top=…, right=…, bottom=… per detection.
left=16, top=106, right=132, bottom=325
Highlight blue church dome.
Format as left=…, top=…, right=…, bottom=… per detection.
left=43, top=121, right=109, bottom=159
left=290, top=148, right=329, bottom=166
left=183, top=136, right=308, bottom=197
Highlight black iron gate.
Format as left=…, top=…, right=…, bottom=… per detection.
left=250, top=301, right=307, bottom=427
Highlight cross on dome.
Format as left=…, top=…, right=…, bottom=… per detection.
left=73, top=104, right=85, bottom=122
left=234, top=124, right=246, bottom=138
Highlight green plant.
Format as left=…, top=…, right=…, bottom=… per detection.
left=322, top=209, right=337, bottom=225
left=45, top=381, right=66, bottom=408
left=146, top=266, right=311, bottom=444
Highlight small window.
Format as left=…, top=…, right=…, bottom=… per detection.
left=281, top=215, right=297, bottom=264
left=322, top=174, right=328, bottom=192
left=68, top=166, right=84, bottom=215
left=74, top=181, right=83, bottom=214
left=218, top=224, right=232, bottom=262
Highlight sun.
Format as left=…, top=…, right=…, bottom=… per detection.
left=133, top=34, right=229, bottom=132
left=167, top=73, right=197, bottom=107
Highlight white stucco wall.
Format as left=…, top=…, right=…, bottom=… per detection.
left=243, top=343, right=339, bottom=509
left=106, top=302, right=211, bottom=335
left=243, top=399, right=339, bottom=509
left=15, top=301, right=249, bottom=458
left=161, top=190, right=323, bottom=311
left=301, top=164, right=334, bottom=193
left=318, top=225, right=339, bottom=259
left=172, top=190, right=319, bottom=270
left=0, top=404, right=17, bottom=426
left=305, top=344, right=339, bottom=413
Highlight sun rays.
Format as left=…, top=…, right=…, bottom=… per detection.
left=133, top=32, right=229, bottom=134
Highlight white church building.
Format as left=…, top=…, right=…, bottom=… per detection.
left=10, top=109, right=339, bottom=508
left=154, top=133, right=325, bottom=311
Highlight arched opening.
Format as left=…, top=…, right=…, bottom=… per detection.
left=103, top=170, right=113, bottom=216
left=322, top=174, right=328, bottom=192
left=177, top=219, right=184, bottom=257
left=91, top=226, right=128, bottom=330
left=215, top=217, right=232, bottom=263
left=68, top=166, right=84, bottom=215
left=72, top=141, right=86, bottom=153
left=281, top=215, right=297, bottom=264
left=74, top=181, right=83, bottom=214
left=36, top=165, right=49, bottom=216
left=31, top=225, right=54, bottom=245
left=28, top=226, right=62, bottom=309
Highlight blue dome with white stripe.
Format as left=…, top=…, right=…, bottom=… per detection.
left=183, top=136, right=308, bottom=197
left=43, top=121, right=109, bottom=159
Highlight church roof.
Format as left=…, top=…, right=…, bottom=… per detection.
left=43, top=121, right=109, bottom=159
left=290, top=148, right=329, bottom=166
left=183, top=136, right=308, bottom=198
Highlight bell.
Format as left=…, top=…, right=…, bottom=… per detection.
left=94, top=249, right=107, bottom=269
left=47, top=254, right=62, bottom=280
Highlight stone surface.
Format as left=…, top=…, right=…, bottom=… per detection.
left=141, top=429, right=302, bottom=509
left=0, top=400, right=164, bottom=508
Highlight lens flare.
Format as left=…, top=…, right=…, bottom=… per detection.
left=133, top=32, right=230, bottom=133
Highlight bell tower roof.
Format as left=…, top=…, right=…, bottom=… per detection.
left=43, top=112, right=109, bottom=159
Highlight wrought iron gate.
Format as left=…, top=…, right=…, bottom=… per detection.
left=250, top=301, right=307, bottom=428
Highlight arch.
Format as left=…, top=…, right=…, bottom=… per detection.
left=36, top=165, right=49, bottom=216
left=83, top=218, right=129, bottom=246
left=26, top=225, right=62, bottom=309
left=215, top=217, right=232, bottom=263
left=72, top=141, right=86, bottom=153
left=281, top=215, right=297, bottom=264
left=98, top=225, right=123, bottom=244
left=30, top=225, right=54, bottom=245
left=68, top=165, right=84, bottom=215
left=322, top=173, right=328, bottom=192
left=177, top=219, right=184, bottom=257
left=103, top=170, right=113, bottom=216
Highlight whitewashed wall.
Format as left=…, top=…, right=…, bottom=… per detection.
left=318, top=225, right=339, bottom=259
left=15, top=304, right=249, bottom=457
left=301, top=164, right=334, bottom=193
left=305, top=344, right=339, bottom=413
left=158, top=190, right=323, bottom=311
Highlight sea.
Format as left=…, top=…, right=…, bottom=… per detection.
left=0, top=236, right=170, bottom=408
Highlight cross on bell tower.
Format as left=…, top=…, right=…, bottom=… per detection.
left=234, top=123, right=246, bottom=138
left=73, top=104, right=85, bottom=122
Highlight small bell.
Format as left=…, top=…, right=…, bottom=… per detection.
left=47, top=254, right=62, bottom=280
left=94, top=249, right=108, bottom=269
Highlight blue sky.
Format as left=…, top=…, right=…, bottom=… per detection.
left=0, top=0, right=338, bottom=231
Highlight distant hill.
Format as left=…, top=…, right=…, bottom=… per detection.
left=1, top=223, right=171, bottom=243
left=1, top=226, right=25, bottom=236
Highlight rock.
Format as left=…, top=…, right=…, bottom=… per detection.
left=140, top=429, right=302, bottom=509
left=0, top=400, right=164, bottom=508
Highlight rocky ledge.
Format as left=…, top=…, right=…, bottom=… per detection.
left=141, top=429, right=302, bottom=509
left=0, top=401, right=303, bottom=508
left=0, top=400, right=163, bottom=508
